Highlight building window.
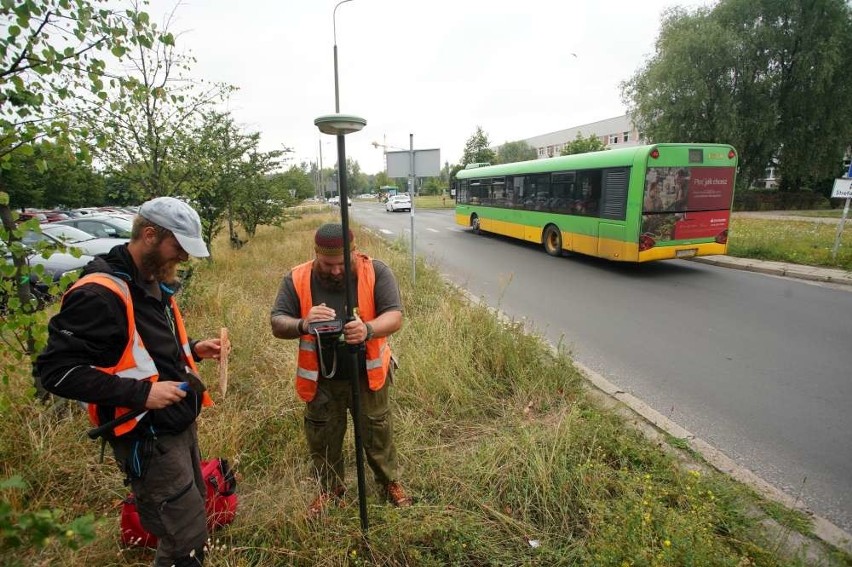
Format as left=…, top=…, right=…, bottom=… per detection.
left=609, top=134, right=619, bottom=144
left=623, top=131, right=630, bottom=142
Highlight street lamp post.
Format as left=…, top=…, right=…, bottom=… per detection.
left=314, top=0, right=371, bottom=535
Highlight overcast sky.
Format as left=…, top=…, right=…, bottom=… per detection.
left=147, top=0, right=711, bottom=176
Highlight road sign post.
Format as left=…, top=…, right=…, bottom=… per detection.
left=386, top=143, right=440, bottom=283
left=831, top=177, right=852, bottom=260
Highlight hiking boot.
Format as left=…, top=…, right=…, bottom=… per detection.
left=307, top=486, right=346, bottom=519
left=384, top=481, right=412, bottom=507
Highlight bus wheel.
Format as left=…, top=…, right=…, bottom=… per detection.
left=543, top=225, right=562, bottom=256
left=471, top=214, right=482, bottom=234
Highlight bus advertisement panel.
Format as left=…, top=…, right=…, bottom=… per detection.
left=641, top=166, right=736, bottom=245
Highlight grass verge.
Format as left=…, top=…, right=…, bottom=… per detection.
left=728, top=218, right=852, bottom=270
left=1, top=212, right=849, bottom=566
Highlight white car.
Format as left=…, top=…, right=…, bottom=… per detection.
left=328, top=196, right=351, bottom=206
left=386, top=194, right=411, bottom=212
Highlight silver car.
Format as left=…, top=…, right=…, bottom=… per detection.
left=54, top=214, right=134, bottom=239
left=29, top=225, right=127, bottom=256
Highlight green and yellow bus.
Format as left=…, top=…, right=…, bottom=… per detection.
left=453, top=143, right=737, bottom=262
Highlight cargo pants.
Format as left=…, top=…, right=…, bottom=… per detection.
left=111, top=423, right=207, bottom=566
left=304, top=369, right=398, bottom=492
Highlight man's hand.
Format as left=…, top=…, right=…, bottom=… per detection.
left=193, top=338, right=222, bottom=360
left=145, top=381, right=187, bottom=409
left=343, top=315, right=369, bottom=345
left=305, top=303, right=337, bottom=326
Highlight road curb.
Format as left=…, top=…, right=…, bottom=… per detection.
left=690, top=256, right=852, bottom=287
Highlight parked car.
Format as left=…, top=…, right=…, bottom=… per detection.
left=43, top=211, right=71, bottom=223
left=16, top=211, right=47, bottom=223
left=54, top=214, right=134, bottom=239
left=386, top=194, right=412, bottom=212
left=1, top=243, right=92, bottom=309
left=26, top=225, right=127, bottom=256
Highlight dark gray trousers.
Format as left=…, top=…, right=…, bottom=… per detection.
left=111, top=423, right=207, bottom=566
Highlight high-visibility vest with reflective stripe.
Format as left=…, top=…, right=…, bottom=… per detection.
left=292, top=253, right=393, bottom=402
left=65, top=273, right=212, bottom=437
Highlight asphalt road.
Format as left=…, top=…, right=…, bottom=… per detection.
left=350, top=201, right=852, bottom=533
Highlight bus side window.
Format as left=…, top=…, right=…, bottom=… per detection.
left=510, top=176, right=525, bottom=208
left=575, top=170, right=602, bottom=216
left=551, top=172, right=575, bottom=214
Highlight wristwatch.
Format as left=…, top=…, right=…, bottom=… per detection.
left=365, top=322, right=374, bottom=341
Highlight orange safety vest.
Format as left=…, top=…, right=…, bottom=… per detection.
left=292, top=253, right=393, bottom=402
left=65, top=273, right=213, bottom=437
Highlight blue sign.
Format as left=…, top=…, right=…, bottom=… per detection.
left=847, top=161, right=852, bottom=178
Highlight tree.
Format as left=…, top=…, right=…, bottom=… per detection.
left=175, top=111, right=290, bottom=248
left=496, top=140, right=537, bottom=164
left=560, top=132, right=608, bottom=156
left=461, top=126, right=496, bottom=166
left=3, top=143, right=105, bottom=209
left=278, top=165, right=316, bottom=202
left=176, top=111, right=259, bottom=251
left=0, top=0, right=160, bottom=378
left=622, top=0, right=852, bottom=190
left=91, top=2, right=234, bottom=199
left=373, top=171, right=393, bottom=191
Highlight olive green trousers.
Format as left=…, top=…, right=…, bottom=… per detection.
left=304, top=373, right=398, bottom=491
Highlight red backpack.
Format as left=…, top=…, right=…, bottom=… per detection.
left=121, top=458, right=238, bottom=548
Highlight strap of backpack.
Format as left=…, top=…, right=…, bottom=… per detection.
left=219, top=459, right=237, bottom=496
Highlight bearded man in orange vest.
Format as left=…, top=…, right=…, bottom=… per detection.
left=271, top=222, right=411, bottom=517
left=37, top=197, right=221, bottom=567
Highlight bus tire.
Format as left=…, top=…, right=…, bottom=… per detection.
left=543, top=225, right=563, bottom=257
left=471, top=214, right=482, bottom=235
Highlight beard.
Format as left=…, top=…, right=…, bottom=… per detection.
left=141, top=247, right=181, bottom=284
left=315, top=260, right=357, bottom=292
left=317, top=270, right=345, bottom=291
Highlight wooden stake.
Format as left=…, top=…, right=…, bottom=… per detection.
left=218, top=327, right=231, bottom=397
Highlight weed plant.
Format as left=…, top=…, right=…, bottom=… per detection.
left=1, top=213, right=848, bottom=566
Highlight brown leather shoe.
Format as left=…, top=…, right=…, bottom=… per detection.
left=307, top=486, right=346, bottom=519
left=384, top=481, right=412, bottom=507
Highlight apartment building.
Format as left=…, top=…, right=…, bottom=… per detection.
left=522, top=114, right=643, bottom=159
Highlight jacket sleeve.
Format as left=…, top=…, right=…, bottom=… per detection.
left=35, top=284, right=152, bottom=409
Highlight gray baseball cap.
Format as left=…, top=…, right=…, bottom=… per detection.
left=138, top=197, right=209, bottom=258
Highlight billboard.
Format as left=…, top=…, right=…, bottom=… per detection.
left=386, top=149, right=440, bottom=178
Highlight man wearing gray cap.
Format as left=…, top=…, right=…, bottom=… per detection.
left=37, top=197, right=221, bottom=567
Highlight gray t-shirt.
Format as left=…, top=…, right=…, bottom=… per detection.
left=271, top=258, right=402, bottom=379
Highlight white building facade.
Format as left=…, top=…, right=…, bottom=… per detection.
left=522, top=115, right=643, bottom=159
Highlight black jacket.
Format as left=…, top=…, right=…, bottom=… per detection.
left=36, top=245, right=202, bottom=434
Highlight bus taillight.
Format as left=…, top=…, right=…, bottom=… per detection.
left=650, top=148, right=660, bottom=159
left=715, top=229, right=728, bottom=244
left=639, top=233, right=656, bottom=251
left=728, top=149, right=736, bottom=159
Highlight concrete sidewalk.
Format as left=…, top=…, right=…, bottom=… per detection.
left=691, top=255, right=852, bottom=287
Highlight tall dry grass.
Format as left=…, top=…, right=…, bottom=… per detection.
left=0, top=212, right=846, bottom=566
